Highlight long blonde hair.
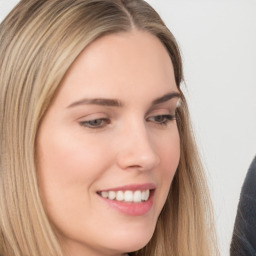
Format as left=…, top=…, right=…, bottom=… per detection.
left=0, top=0, right=218, bottom=255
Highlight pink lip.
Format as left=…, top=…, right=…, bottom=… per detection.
left=97, top=183, right=155, bottom=216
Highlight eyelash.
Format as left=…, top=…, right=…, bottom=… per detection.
left=146, top=114, right=176, bottom=126
left=80, top=118, right=110, bottom=129
left=79, top=114, right=176, bottom=129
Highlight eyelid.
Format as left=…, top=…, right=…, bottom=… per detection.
left=146, top=97, right=180, bottom=115
left=79, top=117, right=110, bottom=129
left=146, top=105, right=175, bottom=116
left=77, top=111, right=109, bottom=121
left=77, top=112, right=111, bottom=128
left=146, top=114, right=177, bottom=127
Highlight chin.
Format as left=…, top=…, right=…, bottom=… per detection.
left=107, top=224, right=155, bottom=253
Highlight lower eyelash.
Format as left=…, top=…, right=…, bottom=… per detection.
left=80, top=118, right=110, bottom=129
left=160, top=115, right=176, bottom=125
left=147, top=114, right=176, bottom=126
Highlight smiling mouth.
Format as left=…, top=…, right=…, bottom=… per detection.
left=97, top=189, right=152, bottom=203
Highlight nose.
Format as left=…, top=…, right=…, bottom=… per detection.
left=116, top=124, right=160, bottom=171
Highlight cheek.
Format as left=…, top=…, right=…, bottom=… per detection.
left=38, top=128, right=106, bottom=178
left=36, top=130, right=113, bottom=238
left=36, top=129, right=110, bottom=209
left=155, top=128, right=180, bottom=203
left=159, top=129, right=180, bottom=177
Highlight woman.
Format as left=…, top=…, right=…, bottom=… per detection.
left=0, top=0, right=218, bottom=255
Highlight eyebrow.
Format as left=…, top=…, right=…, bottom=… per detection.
left=152, top=92, right=181, bottom=105
left=67, top=92, right=181, bottom=108
left=67, top=98, right=122, bottom=108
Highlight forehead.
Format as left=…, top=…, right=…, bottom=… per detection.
left=57, top=30, right=177, bottom=104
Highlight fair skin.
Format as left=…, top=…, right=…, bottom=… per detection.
left=37, top=30, right=180, bottom=256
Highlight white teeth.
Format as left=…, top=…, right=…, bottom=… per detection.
left=116, top=191, right=124, bottom=201
left=141, top=191, right=146, bottom=201
left=108, top=191, right=116, bottom=200
left=145, top=190, right=150, bottom=201
left=133, top=190, right=142, bottom=202
left=99, top=189, right=151, bottom=202
left=124, top=191, right=133, bottom=202
left=101, top=191, right=108, bottom=198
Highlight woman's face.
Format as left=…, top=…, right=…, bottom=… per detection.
left=37, top=30, right=180, bottom=256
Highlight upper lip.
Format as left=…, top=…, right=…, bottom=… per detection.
left=98, top=183, right=156, bottom=192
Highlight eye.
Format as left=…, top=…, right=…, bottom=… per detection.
left=80, top=118, right=110, bottom=129
left=147, top=114, right=176, bottom=126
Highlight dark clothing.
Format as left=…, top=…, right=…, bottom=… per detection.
left=230, top=156, right=256, bottom=256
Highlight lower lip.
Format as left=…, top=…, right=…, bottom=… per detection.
left=98, top=191, right=154, bottom=216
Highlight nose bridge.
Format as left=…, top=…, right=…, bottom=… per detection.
left=116, top=118, right=160, bottom=171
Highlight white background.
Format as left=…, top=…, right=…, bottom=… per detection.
left=1, top=0, right=256, bottom=255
